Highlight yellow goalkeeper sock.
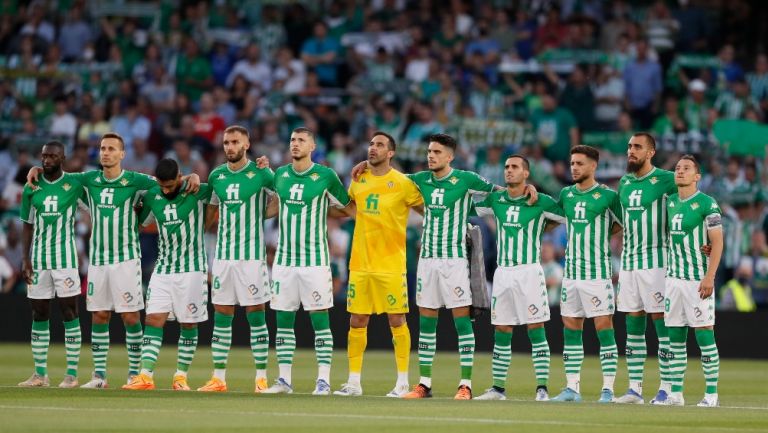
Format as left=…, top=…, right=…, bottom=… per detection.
left=391, top=323, right=411, bottom=376
left=348, top=327, right=367, bottom=375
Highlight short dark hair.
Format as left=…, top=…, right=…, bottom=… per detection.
left=679, top=154, right=701, bottom=173
left=292, top=127, right=316, bottom=141
left=427, top=133, right=457, bottom=151
left=372, top=131, right=396, bottom=151
left=42, top=140, right=66, bottom=154
left=571, top=145, right=600, bottom=162
left=155, top=158, right=179, bottom=181
left=507, top=154, right=530, bottom=171
left=223, top=125, right=249, bottom=138
left=632, top=132, right=656, bottom=150
left=101, top=132, right=125, bottom=149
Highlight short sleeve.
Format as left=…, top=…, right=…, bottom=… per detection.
left=609, top=192, right=623, bottom=225
left=348, top=179, right=358, bottom=202
left=135, top=172, right=157, bottom=191
left=542, top=195, right=566, bottom=223
left=473, top=195, right=494, bottom=217
left=705, top=199, right=722, bottom=229
left=467, top=171, right=496, bottom=195
left=326, top=171, right=351, bottom=208
left=20, top=185, right=34, bottom=223
left=138, top=195, right=154, bottom=226
left=261, top=168, right=275, bottom=192
left=403, top=178, right=424, bottom=207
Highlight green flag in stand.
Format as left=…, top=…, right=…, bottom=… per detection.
left=712, top=119, right=768, bottom=157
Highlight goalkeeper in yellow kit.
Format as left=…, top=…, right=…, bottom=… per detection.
left=333, top=132, right=424, bottom=397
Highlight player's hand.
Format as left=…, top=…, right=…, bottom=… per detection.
left=26, top=166, right=43, bottom=186
left=524, top=183, right=539, bottom=205
left=700, top=244, right=712, bottom=257
left=133, top=201, right=143, bottom=214
left=351, top=161, right=367, bottom=181
left=256, top=155, right=270, bottom=169
left=22, top=259, right=33, bottom=285
left=183, top=173, right=201, bottom=193
left=698, top=276, right=715, bottom=299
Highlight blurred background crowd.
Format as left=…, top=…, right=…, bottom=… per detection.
left=0, top=0, right=766, bottom=311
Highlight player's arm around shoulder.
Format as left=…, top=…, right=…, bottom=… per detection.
left=540, top=193, right=567, bottom=229
left=607, top=187, right=623, bottom=235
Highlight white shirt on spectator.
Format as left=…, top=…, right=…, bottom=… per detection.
left=405, top=58, right=430, bottom=82
left=594, top=76, right=626, bottom=122
left=274, top=60, right=306, bottom=95
left=50, top=112, right=78, bottom=139
left=226, top=60, right=273, bottom=92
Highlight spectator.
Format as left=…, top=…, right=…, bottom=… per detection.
left=301, top=21, right=342, bottom=87
left=673, top=0, right=709, bottom=52
left=405, top=43, right=431, bottom=83
left=110, top=99, right=151, bottom=152
left=226, top=43, right=273, bottom=94
left=475, top=144, right=504, bottom=186
left=652, top=96, right=683, bottom=137
left=644, top=0, right=679, bottom=68
left=122, top=137, right=158, bottom=175
left=164, top=137, right=206, bottom=178
left=175, top=38, right=213, bottom=102
left=623, top=38, right=662, bottom=129
left=210, top=42, right=236, bottom=87
left=714, top=78, right=762, bottom=120
left=20, top=2, right=55, bottom=44
left=717, top=44, right=745, bottom=86
left=535, top=7, right=567, bottom=53
left=140, top=65, right=176, bottom=112
left=49, top=97, right=77, bottom=141
left=274, top=47, right=307, bottom=95
left=212, top=86, right=237, bottom=126
left=193, top=93, right=226, bottom=147
left=594, top=65, right=626, bottom=130
left=529, top=93, right=578, bottom=164
left=512, top=9, right=537, bottom=60
left=719, top=260, right=757, bottom=311
left=401, top=102, right=443, bottom=164
left=681, top=79, right=711, bottom=131
left=747, top=54, right=768, bottom=112
left=546, top=64, right=596, bottom=131
left=58, top=6, right=92, bottom=62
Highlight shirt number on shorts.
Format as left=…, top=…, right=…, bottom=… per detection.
left=272, top=281, right=280, bottom=295
left=347, top=283, right=355, bottom=299
left=561, top=287, right=567, bottom=303
left=665, top=298, right=670, bottom=313
left=31, top=272, right=39, bottom=285
left=87, top=282, right=94, bottom=296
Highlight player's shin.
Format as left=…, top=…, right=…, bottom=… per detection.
left=417, top=315, right=438, bottom=388
left=91, top=323, right=110, bottom=379
left=653, top=317, right=672, bottom=393
left=275, top=311, right=297, bottom=384
left=528, top=327, right=550, bottom=388
left=211, top=311, right=234, bottom=381
left=125, top=322, right=144, bottom=376
left=667, top=326, right=688, bottom=395
left=310, top=311, right=333, bottom=383
left=695, top=329, right=719, bottom=396
left=454, top=316, right=475, bottom=388
left=347, top=327, right=367, bottom=384
left=625, top=315, right=647, bottom=394
left=246, top=310, right=269, bottom=379
left=176, top=327, right=198, bottom=377
left=563, top=328, right=584, bottom=392
left=63, top=318, right=81, bottom=377
left=597, top=328, right=618, bottom=392
left=492, top=329, right=512, bottom=390
left=31, top=320, right=50, bottom=377
left=391, top=323, right=410, bottom=386
left=140, top=325, right=163, bottom=377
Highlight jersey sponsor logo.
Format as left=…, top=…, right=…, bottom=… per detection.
left=365, top=193, right=380, bottom=213
left=42, top=195, right=59, bottom=214
left=628, top=190, right=643, bottom=207
left=100, top=188, right=115, bottom=205
left=226, top=183, right=240, bottom=201
left=163, top=203, right=179, bottom=224
left=288, top=183, right=305, bottom=204
left=430, top=188, right=445, bottom=206
left=574, top=201, right=587, bottom=220
left=671, top=213, right=683, bottom=232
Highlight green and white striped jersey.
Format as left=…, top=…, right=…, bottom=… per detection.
left=140, top=184, right=212, bottom=274
left=79, top=170, right=156, bottom=266
left=667, top=191, right=722, bottom=281
left=618, top=167, right=676, bottom=270
left=409, top=169, right=495, bottom=259
left=475, top=191, right=565, bottom=267
left=274, top=163, right=350, bottom=267
left=20, top=173, right=85, bottom=270
left=209, top=161, right=274, bottom=261
left=559, top=183, right=623, bottom=280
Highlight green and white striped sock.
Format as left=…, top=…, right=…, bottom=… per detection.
left=91, top=323, right=109, bottom=379
left=695, top=329, right=719, bottom=394
left=63, top=318, right=81, bottom=377
left=247, top=311, right=269, bottom=377
left=563, top=328, right=584, bottom=392
left=597, top=328, right=618, bottom=391
left=528, top=327, right=550, bottom=387
left=31, top=320, right=50, bottom=377
left=310, top=311, right=333, bottom=383
left=275, top=311, right=296, bottom=384
left=625, top=315, right=647, bottom=394
left=654, top=318, right=672, bottom=392
left=491, top=330, right=512, bottom=389
left=454, top=316, right=475, bottom=388
left=176, top=327, right=198, bottom=375
left=125, top=322, right=143, bottom=376
left=668, top=326, right=688, bottom=393
left=211, top=312, right=233, bottom=374
left=417, top=315, right=438, bottom=388
left=140, top=325, right=163, bottom=376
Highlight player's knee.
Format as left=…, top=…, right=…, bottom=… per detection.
left=593, top=315, right=614, bottom=331
left=350, top=314, right=370, bottom=328
left=92, top=310, right=111, bottom=324
left=180, top=323, right=197, bottom=330
left=495, top=325, right=513, bottom=333
left=121, top=311, right=141, bottom=326
left=59, top=298, right=79, bottom=322
left=387, top=314, right=406, bottom=328
left=145, top=314, right=166, bottom=328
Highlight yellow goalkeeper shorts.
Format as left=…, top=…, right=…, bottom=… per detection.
left=346, top=271, right=409, bottom=315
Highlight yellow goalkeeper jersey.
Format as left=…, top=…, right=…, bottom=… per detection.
left=348, top=168, right=423, bottom=274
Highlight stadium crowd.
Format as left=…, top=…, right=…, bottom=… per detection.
left=0, top=0, right=766, bottom=309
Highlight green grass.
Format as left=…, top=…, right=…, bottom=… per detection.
left=0, top=342, right=766, bottom=433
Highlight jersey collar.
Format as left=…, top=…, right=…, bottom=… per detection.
left=102, top=170, right=126, bottom=183
left=432, top=168, right=454, bottom=182
left=631, top=166, right=657, bottom=181
left=41, top=172, right=65, bottom=185
left=573, top=182, right=600, bottom=194
left=226, top=159, right=251, bottom=174
left=291, top=162, right=315, bottom=176
left=679, top=190, right=701, bottom=203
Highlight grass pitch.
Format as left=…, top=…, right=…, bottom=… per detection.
left=0, top=343, right=766, bottom=433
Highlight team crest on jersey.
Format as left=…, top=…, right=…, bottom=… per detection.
left=246, top=171, right=255, bottom=179
left=650, top=177, right=658, bottom=184
left=120, top=178, right=129, bottom=186
left=691, top=202, right=699, bottom=210
left=592, top=192, right=601, bottom=199
left=62, top=183, right=71, bottom=191
left=387, top=181, right=394, bottom=188
left=310, top=173, right=320, bottom=181
left=449, top=176, right=459, bottom=185
left=217, top=174, right=225, bottom=180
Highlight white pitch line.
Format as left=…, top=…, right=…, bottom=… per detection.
left=0, top=404, right=766, bottom=432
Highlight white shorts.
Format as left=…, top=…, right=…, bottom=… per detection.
left=86, top=259, right=144, bottom=313
left=27, top=268, right=81, bottom=300
left=416, top=258, right=471, bottom=309
left=211, top=259, right=271, bottom=306
left=664, top=277, right=715, bottom=327
left=491, top=264, right=550, bottom=326
left=617, top=268, right=666, bottom=313
left=560, top=278, right=615, bottom=319
left=146, top=272, right=209, bottom=323
left=271, top=265, right=333, bottom=311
